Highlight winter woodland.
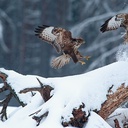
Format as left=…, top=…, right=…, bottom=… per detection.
left=0, top=0, right=128, bottom=128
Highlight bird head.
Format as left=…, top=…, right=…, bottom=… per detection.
left=116, top=14, right=125, bottom=21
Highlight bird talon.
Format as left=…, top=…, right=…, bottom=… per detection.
left=84, top=56, right=91, bottom=60
left=79, top=61, right=86, bottom=65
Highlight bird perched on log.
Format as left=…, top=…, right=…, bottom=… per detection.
left=100, top=13, right=128, bottom=43
left=35, top=25, right=90, bottom=69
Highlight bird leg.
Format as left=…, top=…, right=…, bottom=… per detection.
left=83, top=56, right=91, bottom=60
left=78, top=56, right=91, bottom=65
left=78, top=60, right=86, bottom=65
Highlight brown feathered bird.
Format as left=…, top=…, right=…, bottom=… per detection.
left=35, top=25, right=88, bottom=69
left=100, top=13, right=128, bottom=43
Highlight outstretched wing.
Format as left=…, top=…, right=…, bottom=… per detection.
left=51, top=54, right=71, bottom=69
left=35, top=25, right=61, bottom=53
left=100, top=16, right=122, bottom=32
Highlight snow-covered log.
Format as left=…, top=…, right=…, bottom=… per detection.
left=0, top=61, right=128, bottom=128
left=98, top=83, right=128, bottom=119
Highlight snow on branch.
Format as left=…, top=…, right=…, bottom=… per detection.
left=0, top=61, right=128, bottom=127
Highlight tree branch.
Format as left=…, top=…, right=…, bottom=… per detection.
left=20, top=78, right=54, bottom=102
left=32, top=112, right=48, bottom=126
left=98, top=83, right=128, bottom=120
left=0, top=93, right=13, bottom=121
left=114, top=119, right=121, bottom=128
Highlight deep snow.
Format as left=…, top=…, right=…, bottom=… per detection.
left=0, top=44, right=128, bottom=128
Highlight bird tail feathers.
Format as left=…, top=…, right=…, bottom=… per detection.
left=51, top=54, right=70, bottom=69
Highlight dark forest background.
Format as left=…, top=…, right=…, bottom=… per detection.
left=0, top=0, right=128, bottom=77
left=0, top=0, right=128, bottom=106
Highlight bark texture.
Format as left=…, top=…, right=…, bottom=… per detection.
left=98, top=83, right=128, bottom=120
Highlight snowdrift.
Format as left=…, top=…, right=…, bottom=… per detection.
left=0, top=61, right=128, bottom=128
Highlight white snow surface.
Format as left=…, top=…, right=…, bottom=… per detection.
left=86, top=112, right=112, bottom=128
left=0, top=61, right=128, bottom=128
left=107, top=108, right=128, bottom=128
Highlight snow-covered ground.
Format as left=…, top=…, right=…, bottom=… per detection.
left=0, top=45, right=128, bottom=128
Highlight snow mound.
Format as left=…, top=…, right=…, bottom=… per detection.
left=0, top=61, right=128, bottom=128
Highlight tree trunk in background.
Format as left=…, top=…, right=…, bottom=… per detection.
left=13, top=0, right=69, bottom=77
left=0, top=0, right=128, bottom=77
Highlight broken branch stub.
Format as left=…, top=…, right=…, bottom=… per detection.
left=0, top=93, right=13, bottom=121
left=20, top=78, right=54, bottom=102
left=98, top=83, right=128, bottom=120
left=20, top=85, right=53, bottom=102
left=62, top=103, right=88, bottom=128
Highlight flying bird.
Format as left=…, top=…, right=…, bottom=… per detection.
left=51, top=50, right=90, bottom=69
left=100, top=13, right=128, bottom=42
left=35, top=25, right=89, bottom=69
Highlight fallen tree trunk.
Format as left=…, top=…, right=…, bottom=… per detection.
left=98, top=83, right=128, bottom=119
left=0, top=65, right=128, bottom=127
left=13, top=83, right=128, bottom=127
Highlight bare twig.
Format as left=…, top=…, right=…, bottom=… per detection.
left=0, top=93, right=13, bottom=121
left=19, top=87, right=41, bottom=94
left=107, top=113, right=121, bottom=120
left=29, top=109, right=42, bottom=116
left=36, top=78, right=43, bottom=87
left=32, top=112, right=48, bottom=126
left=114, top=119, right=121, bottom=128
left=0, top=85, right=8, bottom=93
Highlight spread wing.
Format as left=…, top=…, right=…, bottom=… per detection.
left=35, top=25, right=61, bottom=53
left=51, top=54, right=71, bottom=69
left=100, top=16, right=122, bottom=32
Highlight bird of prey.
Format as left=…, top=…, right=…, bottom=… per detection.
left=100, top=13, right=128, bottom=42
left=35, top=25, right=89, bottom=69
left=51, top=50, right=90, bottom=69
